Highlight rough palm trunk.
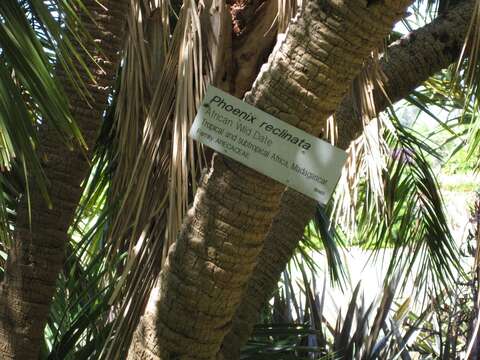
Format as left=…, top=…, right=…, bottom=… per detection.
left=133, top=0, right=410, bottom=358
left=126, top=2, right=276, bottom=357
left=219, top=1, right=474, bottom=357
left=0, top=1, right=128, bottom=358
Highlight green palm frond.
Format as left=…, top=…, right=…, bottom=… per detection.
left=45, top=209, right=123, bottom=359
left=454, top=0, right=480, bottom=168
left=403, top=51, right=480, bottom=171
left=0, top=0, right=89, bottom=246
left=360, top=112, right=460, bottom=290
left=301, top=205, right=347, bottom=287
left=331, top=108, right=460, bottom=294
left=0, top=0, right=88, bottom=148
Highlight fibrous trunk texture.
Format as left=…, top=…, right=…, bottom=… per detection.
left=229, top=0, right=278, bottom=97
left=0, top=1, right=128, bottom=358
left=220, top=1, right=474, bottom=357
left=126, top=2, right=275, bottom=357
left=139, top=0, right=410, bottom=358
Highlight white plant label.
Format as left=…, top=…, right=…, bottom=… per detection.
left=189, top=86, right=347, bottom=204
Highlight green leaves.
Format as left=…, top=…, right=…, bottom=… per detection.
left=0, top=0, right=88, bottom=245
left=243, top=277, right=423, bottom=360
left=0, top=0, right=85, bottom=147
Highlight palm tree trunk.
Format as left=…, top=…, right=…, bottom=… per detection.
left=220, top=1, right=475, bottom=357
left=143, top=0, right=410, bottom=358
left=0, top=1, right=128, bottom=358
left=126, top=2, right=276, bottom=358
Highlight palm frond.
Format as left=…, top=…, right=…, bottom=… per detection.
left=301, top=205, right=347, bottom=287
left=360, top=111, right=460, bottom=291
left=64, top=0, right=227, bottom=357
left=461, top=0, right=480, bottom=168
left=0, top=0, right=89, bottom=247
left=329, top=48, right=461, bottom=295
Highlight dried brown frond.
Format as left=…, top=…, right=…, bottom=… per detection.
left=98, top=0, right=228, bottom=357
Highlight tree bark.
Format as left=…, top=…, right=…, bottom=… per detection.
left=219, top=1, right=475, bottom=357
left=126, top=2, right=275, bottom=357
left=0, top=1, right=128, bottom=358
left=138, top=0, right=410, bottom=358
left=229, top=0, right=278, bottom=98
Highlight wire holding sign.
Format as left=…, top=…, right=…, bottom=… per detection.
left=189, top=86, right=347, bottom=204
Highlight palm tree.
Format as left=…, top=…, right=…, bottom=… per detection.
left=220, top=2, right=476, bottom=356
left=150, top=0, right=419, bottom=358
left=0, top=0, right=128, bottom=358
left=0, top=0, right=479, bottom=359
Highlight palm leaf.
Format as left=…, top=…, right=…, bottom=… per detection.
left=0, top=0, right=89, bottom=250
